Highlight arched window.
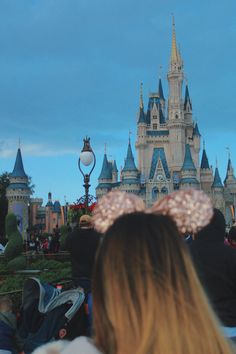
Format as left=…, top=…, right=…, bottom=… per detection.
left=161, top=186, right=168, bottom=194
left=152, top=187, right=159, bottom=201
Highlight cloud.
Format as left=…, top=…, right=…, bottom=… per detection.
left=0, top=139, right=78, bottom=158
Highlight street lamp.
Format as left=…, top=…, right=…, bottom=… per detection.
left=78, top=137, right=96, bottom=210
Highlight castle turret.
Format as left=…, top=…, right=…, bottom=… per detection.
left=6, top=148, right=31, bottom=239
left=224, top=157, right=236, bottom=192
left=180, top=144, right=199, bottom=189
left=112, top=160, right=118, bottom=183
left=200, top=145, right=213, bottom=195
left=212, top=166, right=224, bottom=212
left=184, top=85, right=192, bottom=124
left=158, top=78, right=165, bottom=112
left=121, top=140, right=140, bottom=194
left=96, top=153, right=112, bottom=199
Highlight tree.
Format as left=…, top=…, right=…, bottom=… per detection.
left=0, top=172, right=10, bottom=239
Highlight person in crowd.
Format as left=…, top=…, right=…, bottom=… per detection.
left=228, top=225, right=236, bottom=249
left=66, top=214, right=100, bottom=291
left=41, top=237, right=49, bottom=254
left=0, top=296, right=23, bottom=354
left=189, top=208, right=236, bottom=339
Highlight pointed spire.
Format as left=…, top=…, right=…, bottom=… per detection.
left=140, top=82, right=144, bottom=109
left=112, top=160, right=118, bottom=173
left=212, top=167, right=223, bottom=188
left=158, top=78, right=165, bottom=100
left=98, top=154, right=112, bottom=180
left=193, top=123, right=201, bottom=137
left=138, top=82, right=146, bottom=124
left=123, top=140, right=138, bottom=172
left=184, top=85, right=192, bottom=110
left=11, top=148, right=28, bottom=178
left=200, top=147, right=210, bottom=169
left=182, top=144, right=196, bottom=171
left=171, top=15, right=179, bottom=63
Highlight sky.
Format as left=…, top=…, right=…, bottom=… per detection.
left=0, top=0, right=235, bottom=205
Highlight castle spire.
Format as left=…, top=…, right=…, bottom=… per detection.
left=181, top=144, right=196, bottom=171
left=138, top=82, right=146, bottom=124
left=11, top=148, right=28, bottom=178
left=123, top=140, right=138, bottom=172
left=171, top=15, right=179, bottom=63
left=140, top=82, right=144, bottom=109
left=158, top=78, right=165, bottom=100
left=200, top=146, right=210, bottom=169
left=212, top=167, right=223, bottom=188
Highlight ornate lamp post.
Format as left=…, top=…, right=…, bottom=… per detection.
left=78, top=137, right=96, bottom=211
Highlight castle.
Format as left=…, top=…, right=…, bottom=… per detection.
left=96, top=19, right=236, bottom=226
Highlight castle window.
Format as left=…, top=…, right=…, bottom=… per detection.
left=153, top=115, right=157, bottom=119
left=153, top=124, right=157, bottom=130
left=152, top=187, right=159, bottom=202
left=175, top=114, right=178, bottom=119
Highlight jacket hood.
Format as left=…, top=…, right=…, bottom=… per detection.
left=195, top=208, right=226, bottom=243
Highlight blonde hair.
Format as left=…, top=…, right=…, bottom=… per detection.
left=93, top=213, right=233, bottom=354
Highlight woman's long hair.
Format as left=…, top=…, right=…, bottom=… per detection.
left=92, top=212, right=233, bottom=354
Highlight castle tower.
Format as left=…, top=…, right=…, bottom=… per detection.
left=211, top=166, right=224, bottom=212
left=200, top=144, right=213, bottom=195
left=180, top=144, right=200, bottom=189
left=112, top=160, right=118, bottom=183
left=224, top=156, right=236, bottom=225
left=121, top=140, right=140, bottom=194
left=6, top=148, right=31, bottom=239
left=167, top=17, right=185, bottom=171
left=96, top=153, right=112, bottom=198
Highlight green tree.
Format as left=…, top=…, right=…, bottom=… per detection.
left=0, top=172, right=10, bottom=239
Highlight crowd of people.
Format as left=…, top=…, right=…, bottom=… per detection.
left=1, top=189, right=236, bottom=354
left=23, top=226, right=62, bottom=255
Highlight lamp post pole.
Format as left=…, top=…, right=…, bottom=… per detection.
left=78, top=137, right=96, bottom=212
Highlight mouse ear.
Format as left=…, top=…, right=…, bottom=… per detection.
left=149, top=189, right=213, bottom=234
left=92, top=191, right=145, bottom=234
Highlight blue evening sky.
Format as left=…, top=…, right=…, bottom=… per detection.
left=0, top=0, right=235, bottom=205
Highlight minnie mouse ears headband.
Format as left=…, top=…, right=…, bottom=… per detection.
left=92, top=189, right=213, bottom=235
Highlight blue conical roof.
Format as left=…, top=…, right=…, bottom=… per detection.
left=200, top=148, right=210, bottom=169
left=98, top=154, right=112, bottom=180
left=138, top=106, right=146, bottom=124
left=184, top=85, right=192, bottom=110
left=212, top=167, right=223, bottom=188
left=193, top=123, right=200, bottom=137
left=11, top=148, right=28, bottom=178
left=159, top=103, right=165, bottom=124
left=182, top=144, right=196, bottom=171
left=112, top=160, right=118, bottom=173
left=158, top=78, right=165, bottom=100
left=123, top=141, right=138, bottom=172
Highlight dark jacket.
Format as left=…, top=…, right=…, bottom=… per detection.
left=189, top=209, right=236, bottom=326
left=66, top=226, right=100, bottom=283
left=0, top=311, right=20, bottom=351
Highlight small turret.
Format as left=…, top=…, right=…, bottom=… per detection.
left=212, top=165, right=224, bottom=213
left=121, top=139, right=140, bottom=194
left=6, top=147, right=31, bottom=239
left=184, top=85, right=192, bottom=124
left=212, top=167, right=223, bottom=189
left=138, top=82, right=146, bottom=124
left=224, top=156, right=236, bottom=192
left=180, top=144, right=199, bottom=189
left=112, top=160, right=118, bottom=183
left=200, top=144, right=213, bottom=195
left=96, top=153, right=112, bottom=199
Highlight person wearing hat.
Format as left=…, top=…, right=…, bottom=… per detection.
left=66, top=214, right=101, bottom=291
